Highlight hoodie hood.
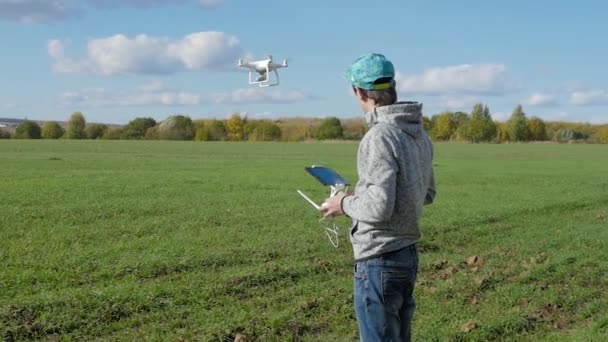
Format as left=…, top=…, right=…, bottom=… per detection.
left=365, top=101, right=424, bottom=138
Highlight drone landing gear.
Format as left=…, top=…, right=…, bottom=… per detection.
left=248, top=66, right=280, bottom=87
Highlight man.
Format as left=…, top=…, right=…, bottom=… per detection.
left=320, top=53, right=436, bottom=341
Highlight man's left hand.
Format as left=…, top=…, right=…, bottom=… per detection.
left=319, top=192, right=348, bottom=218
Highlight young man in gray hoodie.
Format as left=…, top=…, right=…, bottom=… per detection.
left=320, top=53, right=436, bottom=341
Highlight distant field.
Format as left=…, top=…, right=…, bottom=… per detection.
left=1, top=140, right=607, bottom=341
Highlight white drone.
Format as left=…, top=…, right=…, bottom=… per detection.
left=238, top=55, right=288, bottom=87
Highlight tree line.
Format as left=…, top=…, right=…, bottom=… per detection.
left=1, top=104, right=607, bottom=143
left=424, top=103, right=608, bottom=143
left=0, top=112, right=362, bottom=142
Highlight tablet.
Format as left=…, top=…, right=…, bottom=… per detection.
left=305, top=165, right=350, bottom=187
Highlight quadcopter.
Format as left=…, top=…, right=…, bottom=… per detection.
left=297, top=165, right=350, bottom=248
left=237, top=55, right=288, bottom=87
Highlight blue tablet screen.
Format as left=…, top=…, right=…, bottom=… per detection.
left=305, top=165, right=350, bottom=186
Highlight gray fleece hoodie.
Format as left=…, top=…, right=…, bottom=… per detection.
left=341, top=101, right=436, bottom=261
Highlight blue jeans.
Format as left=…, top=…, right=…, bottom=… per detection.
left=354, top=244, right=419, bottom=342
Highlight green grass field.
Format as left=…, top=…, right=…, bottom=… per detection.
left=1, top=140, right=607, bottom=341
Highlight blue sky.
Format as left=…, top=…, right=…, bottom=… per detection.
left=1, top=0, right=607, bottom=125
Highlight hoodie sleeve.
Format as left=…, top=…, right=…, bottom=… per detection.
left=341, top=131, right=398, bottom=223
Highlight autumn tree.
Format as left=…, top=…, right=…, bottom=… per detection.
left=85, top=124, right=108, bottom=139
left=554, top=128, right=588, bottom=142
left=121, top=117, right=156, bottom=139
left=277, top=118, right=317, bottom=141
left=507, top=105, right=529, bottom=141
left=158, top=115, right=194, bottom=140
left=593, top=125, right=608, bottom=143
left=226, top=113, right=246, bottom=141
left=342, top=118, right=367, bottom=140
left=246, top=120, right=282, bottom=141
left=453, top=111, right=470, bottom=128
left=66, top=112, right=86, bottom=139
left=102, top=128, right=122, bottom=140
left=496, top=122, right=509, bottom=142
left=526, top=117, right=547, bottom=141
left=452, top=111, right=472, bottom=141
left=41, top=121, right=64, bottom=139
left=0, top=129, right=11, bottom=139
left=459, top=103, right=496, bottom=142
left=15, top=120, right=41, bottom=139
left=315, top=117, right=343, bottom=140
left=194, top=121, right=207, bottom=141
left=207, top=120, right=228, bottom=141
left=143, top=126, right=158, bottom=140
left=432, top=112, right=457, bottom=141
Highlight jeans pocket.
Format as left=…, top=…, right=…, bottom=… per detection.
left=381, top=270, right=411, bottom=314
left=354, top=263, right=366, bottom=280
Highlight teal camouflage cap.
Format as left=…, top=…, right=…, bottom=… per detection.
left=344, top=53, right=395, bottom=91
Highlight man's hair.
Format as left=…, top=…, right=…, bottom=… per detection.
left=354, top=77, right=397, bottom=107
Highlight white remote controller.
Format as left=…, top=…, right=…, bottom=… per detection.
left=297, top=190, right=321, bottom=210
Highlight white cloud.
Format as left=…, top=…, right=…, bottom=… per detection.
left=396, top=64, right=513, bottom=96
left=536, top=112, right=606, bottom=124
left=570, top=89, right=608, bottom=106
left=0, top=0, right=76, bottom=23
left=493, top=111, right=569, bottom=123
left=1, top=0, right=220, bottom=23
left=437, top=96, right=480, bottom=111
left=49, top=32, right=243, bottom=75
left=59, top=81, right=201, bottom=107
left=167, top=32, right=240, bottom=70
left=47, top=40, right=90, bottom=73
left=491, top=112, right=510, bottom=122
left=211, top=88, right=318, bottom=104
left=57, top=82, right=316, bottom=107
left=541, top=112, right=570, bottom=122
left=524, top=93, right=558, bottom=107
left=588, top=115, right=608, bottom=124
left=86, top=34, right=182, bottom=75
left=241, top=111, right=276, bottom=119
left=47, top=39, right=65, bottom=59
